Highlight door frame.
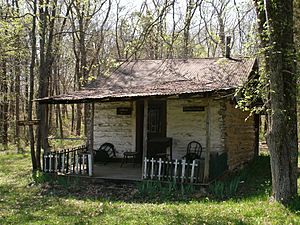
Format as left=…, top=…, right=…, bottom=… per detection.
left=135, top=100, right=144, bottom=162
left=136, top=99, right=167, bottom=161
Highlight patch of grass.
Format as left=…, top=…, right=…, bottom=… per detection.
left=48, top=136, right=85, bottom=151
left=0, top=154, right=300, bottom=224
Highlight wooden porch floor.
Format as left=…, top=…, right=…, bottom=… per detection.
left=93, top=162, right=142, bottom=181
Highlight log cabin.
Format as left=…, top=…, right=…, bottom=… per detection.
left=38, top=58, right=259, bottom=184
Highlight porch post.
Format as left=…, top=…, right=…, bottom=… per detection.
left=86, top=102, right=94, bottom=175
left=204, top=100, right=211, bottom=182
left=254, top=114, right=260, bottom=157
left=141, top=99, right=148, bottom=178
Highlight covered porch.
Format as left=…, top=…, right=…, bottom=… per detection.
left=94, top=163, right=142, bottom=180
left=42, top=145, right=211, bottom=183
left=90, top=96, right=216, bottom=183
left=42, top=96, right=222, bottom=185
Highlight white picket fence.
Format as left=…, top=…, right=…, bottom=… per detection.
left=43, top=146, right=92, bottom=176
left=143, top=158, right=204, bottom=183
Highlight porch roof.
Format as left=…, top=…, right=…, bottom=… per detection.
left=38, top=57, right=256, bottom=104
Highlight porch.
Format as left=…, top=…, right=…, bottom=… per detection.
left=42, top=144, right=228, bottom=184
left=94, top=158, right=206, bottom=183
left=93, top=162, right=142, bottom=180
left=89, top=97, right=215, bottom=183
left=42, top=97, right=220, bottom=184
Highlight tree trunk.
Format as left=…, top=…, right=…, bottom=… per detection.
left=57, top=104, right=64, bottom=139
left=36, top=0, right=48, bottom=169
left=24, top=63, right=29, bottom=146
left=76, top=104, right=82, bottom=136
left=183, top=0, right=201, bottom=58
left=71, top=104, right=75, bottom=134
left=29, top=0, right=38, bottom=170
left=254, top=0, right=298, bottom=203
left=85, top=103, right=94, bottom=153
left=36, top=0, right=57, bottom=164
left=15, top=56, right=21, bottom=152
left=2, top=59, right=8, bottom=149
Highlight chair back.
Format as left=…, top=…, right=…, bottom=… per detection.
left=98, top=142, right=116, bottom=158
left=186, top=141, right=202, bottom=158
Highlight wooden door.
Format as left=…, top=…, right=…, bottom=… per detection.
left=147, top=100, right=167, bottom=158
left=147, top=100, right=166, bottom=139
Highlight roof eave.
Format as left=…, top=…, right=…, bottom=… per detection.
left=36, top=88, right=237, bottom=104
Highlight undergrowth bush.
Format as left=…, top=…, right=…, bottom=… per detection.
left=32, top=170, right=52, bottom=184
left=32, top=170, right=80, bottom=188
left=209, top=175, right=242, bottom=199
left=137, top=180, right=196, bottom=200
left=208, top=156, right=272, bottom=199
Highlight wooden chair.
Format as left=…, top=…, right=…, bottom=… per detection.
left=121, top=151, right=139, bottom=167
left=182, top=141, right=203, bottom=161
left=94, top=143, right=116, bottom=164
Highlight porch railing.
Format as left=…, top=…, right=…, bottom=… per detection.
left=143, top=158, right=204, bottom=183
left=43, top=145, right=92, bottom=176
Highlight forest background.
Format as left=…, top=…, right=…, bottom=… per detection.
left=0, top=0, right=299, bottom=196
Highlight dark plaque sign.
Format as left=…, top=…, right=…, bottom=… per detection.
left=117, top=107, right=132, bottom=115
left=183, top=106, right=205, bottom=112
left=17, top=119, right=40, bottom=126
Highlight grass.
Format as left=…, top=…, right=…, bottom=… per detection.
left=0, top=153, right=300, bottom=224
left=48, top=137, right=85, bottom=151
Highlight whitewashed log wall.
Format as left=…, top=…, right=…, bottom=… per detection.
left=166, top=98, right=224, bottom=159
left=92, top=97, right=255, bottom=168
left=93, top=97, right=225, bottom=160
left=93, top=101, right=135, bottom=158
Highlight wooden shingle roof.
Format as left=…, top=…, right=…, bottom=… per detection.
left=38, top=58, right=256, bottom=103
